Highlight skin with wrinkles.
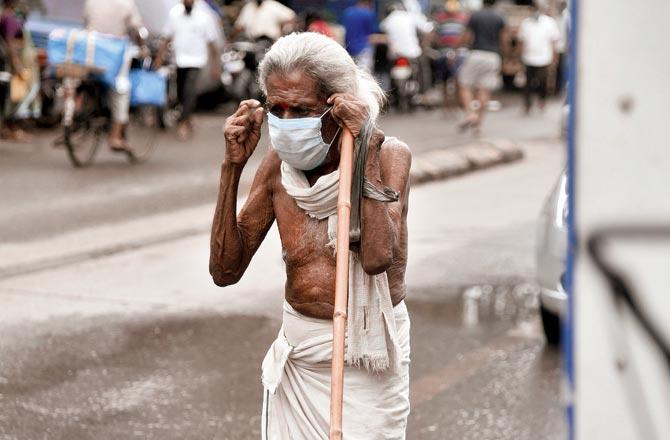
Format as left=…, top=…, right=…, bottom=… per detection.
left=209, top=70, right=411, bottom=319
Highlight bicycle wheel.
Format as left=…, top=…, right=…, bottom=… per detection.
left=64, top=121, right=103, bottom=167
left=63, top=85, right=103, bottom=167
left=125, top=105, right=159, bottom=164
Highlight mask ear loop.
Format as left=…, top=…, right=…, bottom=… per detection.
left=321, top=106, right=341, bottom=145
left=326, top=125, right=342, bottom=147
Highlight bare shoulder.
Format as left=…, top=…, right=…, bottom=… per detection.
left=252, top=149, right=282, bottom=186
left=381, top=137, right=412, bottom=157
left=380, top=136, right=412, bottom=170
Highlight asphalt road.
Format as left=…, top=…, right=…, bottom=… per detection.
left=0, top=295, right=562, bottom=440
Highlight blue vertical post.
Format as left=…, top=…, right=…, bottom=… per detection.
left=564, top=0, right=579, bottom=439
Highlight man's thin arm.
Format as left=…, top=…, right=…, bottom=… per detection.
left=499, top=28, right=510, bottom=56
left=154, top=37, right=170, bottom=68
left=459, top=29, right=473, bottom=48
left=208, top=41, right=218, bottom=62
left=209, top=153, right=276, bottom=286
left=360, top=134, right=411, bottom=275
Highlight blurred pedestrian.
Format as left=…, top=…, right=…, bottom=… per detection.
left=155, top=0, right=220, bottom=141
left=380, top=2, right=432, bottom=61
left=0, top=0, right=34, bottom=141
left=517, top=1, right=559, bottom=114
left=553, top=0, right=570, bottom=94
left=83, top=0, right=146, bottom=151
left=305, top=10, right=334, bottom=39
left=231, top=0, right=296, bottom=42
left=431, top=0, right=469, bottom=112
left=341, top=0, right=377, bottom=73
left=457, top=0, right=506, bottom=134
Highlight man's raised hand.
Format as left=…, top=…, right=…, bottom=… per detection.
left=223, top=99, right=264, bottom=166
left=327, top=93, right=369, bottom=138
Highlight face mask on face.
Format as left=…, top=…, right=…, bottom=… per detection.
left=268, top=108, right=341, bottom=171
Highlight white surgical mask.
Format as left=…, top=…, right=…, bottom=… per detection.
left=268, top=108, right=340, bottom=171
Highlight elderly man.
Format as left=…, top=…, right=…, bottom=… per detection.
left=209, top=32, right=412, bottom=439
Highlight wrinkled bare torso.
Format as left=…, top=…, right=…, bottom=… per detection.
left=269, top=163, right=408, bottom=320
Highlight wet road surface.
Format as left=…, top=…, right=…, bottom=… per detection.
left=0, top=290, right=564, bottom=440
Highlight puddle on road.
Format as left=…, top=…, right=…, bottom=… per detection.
left=462, top=283, right=540, bottom=328
left=0, top=284, right=558, bottom=440
left=406, top=283, right=564, bottom=440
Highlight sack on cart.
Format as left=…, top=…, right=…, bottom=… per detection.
left=47, top=28, right=128, bottom=87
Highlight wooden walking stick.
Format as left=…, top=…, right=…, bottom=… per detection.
left=329, top=128, right=355, bottom=440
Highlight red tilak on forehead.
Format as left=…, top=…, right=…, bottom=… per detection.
left=276, top=102, right=289, bottom=110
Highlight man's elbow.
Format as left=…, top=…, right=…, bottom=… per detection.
left=209, top=264, right=242, bottom=287
left=361, top=251, right=393, bottom=276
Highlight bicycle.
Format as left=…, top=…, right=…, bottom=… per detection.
left=58, top=63, right=160, bottom=167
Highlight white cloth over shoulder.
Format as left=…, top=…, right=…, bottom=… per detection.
left=261, top=301, right=411, bottom=440
left=280, top=159, right=400, bottom=372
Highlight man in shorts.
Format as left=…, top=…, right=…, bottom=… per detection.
left=83, top=0, right=146, bottom=151
left=457, top=0, right=506, bottom=134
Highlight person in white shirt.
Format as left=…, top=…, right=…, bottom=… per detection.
left=517, top=2, right=560, bottom=113
left=232, top=0, right=296, bottom=41
left=379, top=3, right=431, bottom=60
left=155, top=0, right=220, bottom=140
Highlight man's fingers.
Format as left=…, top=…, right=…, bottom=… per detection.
left=228, top=114, right=251, bottom=128
left=240, top=99, right=261, bottom=109
left=230, top=107, right=264, bottom=133
left=327, top=93, right=356, bottom=105
left=232, top=102, right=251, bottom=118
left=225, top=125, right=246, bottom=139
left=252, top=107, right=264, bottom=126
left=234, top=99, right=261, bottom=118
left=230, top=101, right=262, bottom=122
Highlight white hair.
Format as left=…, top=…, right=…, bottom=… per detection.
left=258, top=32, right=386, bottom=122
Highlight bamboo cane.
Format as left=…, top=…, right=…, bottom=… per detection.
left=329, top=128, right=355, bottom=440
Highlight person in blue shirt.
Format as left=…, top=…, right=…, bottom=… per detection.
left=342, top=0, right=377, bottom=72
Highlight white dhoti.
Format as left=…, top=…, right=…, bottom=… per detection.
left=261, top=301, right=411, bottom=440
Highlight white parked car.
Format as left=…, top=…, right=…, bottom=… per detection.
left=536, top=170, right=568, bottom=344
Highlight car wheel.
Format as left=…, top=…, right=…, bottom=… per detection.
left=541, top=303, right=561, bottom=345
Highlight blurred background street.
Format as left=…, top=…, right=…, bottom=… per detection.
left=0, top=96, right=559, bottom=242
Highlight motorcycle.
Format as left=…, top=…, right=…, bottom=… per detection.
left=220, top=39, right=271, bottom=103
left=390, top=56, right=420, bottom=113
